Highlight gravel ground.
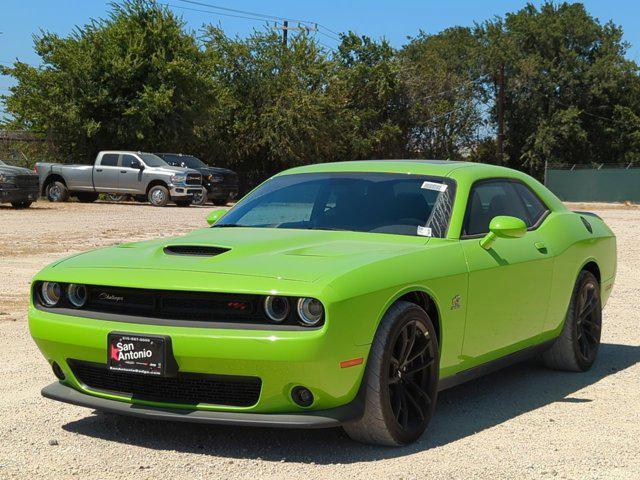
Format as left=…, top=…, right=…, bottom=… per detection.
left=0, top=200, right=638, bottom=480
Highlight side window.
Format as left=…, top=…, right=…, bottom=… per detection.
left=513, top=182, right=548, bottom=226
left=463, top=180, right=530, bottom=236
left=100, top=154, right=118, bottom=167
left=121, top=154, right=138, bottom=168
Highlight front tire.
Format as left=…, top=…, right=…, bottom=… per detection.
left=11, top=201, right=32, bottom=209
left=148, top=185, right=170, bottom=207
left=212, top=197, right=229, bottom=206
left=542, top=270, right=602, bottom=372
left=343, top=301, right=439, bottom=446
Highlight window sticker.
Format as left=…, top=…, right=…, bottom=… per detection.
left=421, top=181, right=448, bottom=192
left=417, top=226, right=433, bottom=237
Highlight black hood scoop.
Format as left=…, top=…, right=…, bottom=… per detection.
left=163, top=245, right=230, bottom=257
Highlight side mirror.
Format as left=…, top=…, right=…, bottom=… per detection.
left=479, top=215, right=527, bottom=250
left=130, top=159, right=143, bottom=170
left=207, top=208, right=229, bottom=226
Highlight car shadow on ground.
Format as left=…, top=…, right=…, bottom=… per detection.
left=62, top=343, right=639, bottom=463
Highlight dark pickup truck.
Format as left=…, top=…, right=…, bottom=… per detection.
left=156, top=153, right=239, bottom=205
left=0, top=159, right=39, bottom=209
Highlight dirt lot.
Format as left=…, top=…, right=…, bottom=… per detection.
left=0, top=201, right=638, bottom=479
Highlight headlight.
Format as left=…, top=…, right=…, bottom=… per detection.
left=211, top=175, right=224, bottom=182
left=40, top=282, right=62, bottom=306
left=296, top=298, right=324, bottom=326
left=264, top=296, right=290, bottom=322
left=170, top=174, right=187, bottom=184
left=67, top=284, right=88, bottom=308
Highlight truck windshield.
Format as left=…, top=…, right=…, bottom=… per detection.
left=216, top=172, right=454, bottom=238
left=138, top=153, right=168, bottom=167
left=160, top=154, right=208, bottom=169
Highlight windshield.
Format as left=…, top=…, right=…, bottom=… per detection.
left=138, top=153, right=168, bottom=167
left=217, top=172, right=454, bottom=237
left=160, top=154, right=208, bottom=169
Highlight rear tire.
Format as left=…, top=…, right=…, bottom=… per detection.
left=542, top=270, right=602, bottom=372
left=343, top=301, right=439, bottom=446
left=11, top=201, right=32, bottom=209
left=148, top=185, right=170, bottom=207
left=76, top=192, right=99, bottom=203
left=192, top=191, right=208, bottom=206
left=46, top=181, right=69, bottom=202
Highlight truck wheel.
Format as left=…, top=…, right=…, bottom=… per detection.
left=46, top=181, right=69, bottom=202
left=76, top=192, right=99, bottom=203
left=11, top=201, right=32, bottom=209
left=192, top=191, right=207, bottom=206
left=148, top=185, right=170, bottom=207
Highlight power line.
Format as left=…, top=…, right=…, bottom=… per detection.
left=175, top=0, right=314, bottom=26
left=164, top=3, right=271, bottom=23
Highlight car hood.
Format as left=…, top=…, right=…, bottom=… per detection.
left=0, top=164, right=36, bottom=175
left=52, top=228, right=429, bottom=283
left=150, top=166, right=200, bottom=175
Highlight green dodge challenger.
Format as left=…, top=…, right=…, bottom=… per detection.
left=29, top=160, right=616, bottom=446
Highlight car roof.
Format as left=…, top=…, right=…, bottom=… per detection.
left=279, top=159, right=520, bottom=179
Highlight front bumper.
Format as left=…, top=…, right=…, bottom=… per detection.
left=0, top=185, right=39, bottom=203
left=42, top=382, right=362, bottom=428
left=29, top=307, right=368, bottom=418
left=205, top=182, right=238, bottom=200
left=169, top=184, right=205, bottom=200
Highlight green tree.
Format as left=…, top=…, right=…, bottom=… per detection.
left=1, top=0, right=213, bottom=162
left=476, top=2, right=640, bottom=174
left=399, top=27, right=485, bottom=160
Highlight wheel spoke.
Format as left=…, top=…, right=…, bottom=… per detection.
left=405, top=377, right=432, bottom=404
left=579, top=295, right=598, bottom=319
left=401, top=323, right=417, bottom=366
left=406, top=342, right=429, bottom=365
left=399, top=390, right=409, bottom=428
left=404, top=387, right=425, bottom=421
left=404, top=357, right=434, bottom=376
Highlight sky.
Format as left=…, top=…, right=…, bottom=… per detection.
left=2, top=0, right=640, bottom=112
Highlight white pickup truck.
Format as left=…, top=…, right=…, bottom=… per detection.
left=36, top=151, right=204, bottom=207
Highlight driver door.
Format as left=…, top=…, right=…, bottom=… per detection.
left=460, top=179, right=553, bottom=362
left=118, top=154, right=144, bottom=193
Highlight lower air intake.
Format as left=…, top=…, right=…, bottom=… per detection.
left=69, top=360, right=261, bottom=407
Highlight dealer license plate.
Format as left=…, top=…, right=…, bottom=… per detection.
left=107, top=333, right=166, bottom=376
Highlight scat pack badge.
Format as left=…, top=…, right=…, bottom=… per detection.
left=450, top=294, right=461, bottom=310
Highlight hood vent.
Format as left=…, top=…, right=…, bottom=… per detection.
left=163, top=245, right=230, bottom=257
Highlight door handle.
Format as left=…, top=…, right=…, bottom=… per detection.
left=534, top=241, right=547, bottom=253
left=96, top=168, right=103, bottom=172
left=120, top=170, right=126, bottom=173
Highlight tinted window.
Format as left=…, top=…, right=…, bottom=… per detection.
left=513, top=182, right=547, bottom=225
left=217, top=172, right=453, bottom=237
left=100, top=154, right=118, bottom=167
left=121, top=154, right=138, bottom=168
left=138, top=153, right=167, bottom=167
left=464, top=180, right=530, bottom=235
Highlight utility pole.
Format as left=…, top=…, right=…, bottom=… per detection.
left=275, top=21, right=318, bottom=49
left=282, top=20, right=288, bottom=47
left=496, top=63, right=505, bottom=166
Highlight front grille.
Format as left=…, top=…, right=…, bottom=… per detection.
left=83, top=285, right=265, bottom=322
left=164, top=245, right=230, bottom=256
left=70, top=360, right=261, bottom=407
left=186, top=173, right=202, bottom=185
left=14, top=174, right=39, bottom=188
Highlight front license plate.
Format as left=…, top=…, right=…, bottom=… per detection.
left=108, top=333, right=166, bottom=376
